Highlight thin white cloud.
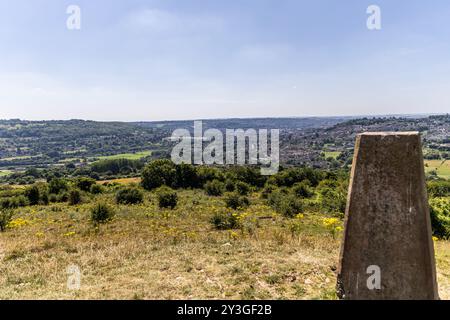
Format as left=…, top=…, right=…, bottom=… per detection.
left=122, top=8, right=224, bottom=34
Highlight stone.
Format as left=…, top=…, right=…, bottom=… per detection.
left=337, top=132, right=439, bottom=300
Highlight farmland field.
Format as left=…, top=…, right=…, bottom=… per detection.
left=92, top=151, right=152, bottom=161
left=0, top=170, right=13, bottom=177
left=425, top=160, right=450, bottom=179
left=323, top=151, right=341, bottom=160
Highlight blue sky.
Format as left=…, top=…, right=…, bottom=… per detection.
left=0, top=0, right=449, bottom=121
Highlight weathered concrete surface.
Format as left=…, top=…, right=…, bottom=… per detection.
left=337, top=132, right=439, bottom=300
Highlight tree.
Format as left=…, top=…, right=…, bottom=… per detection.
left=25, top=185, right=40, bottom=205
left=75, top=177, right=96, bottom=192
left=141, top=160, right=177, bottom=190
left=48, top=178, right=68, bottom=194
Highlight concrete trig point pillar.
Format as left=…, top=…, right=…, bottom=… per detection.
left=337, top=132, right=439, bottom=300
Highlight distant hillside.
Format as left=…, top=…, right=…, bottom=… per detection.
left=280, top=114, right=450, bottom=169
left=0, top=115, right=448, bottom=173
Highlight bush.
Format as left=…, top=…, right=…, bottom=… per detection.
left=210, top=211, right=239, bottom=230
left=313, top=178, right=348, bottom=215
left=48, top=178, right=68, bottom=194
left=228, top=166, right=266, bottom=187
left=90, top=184, right=104, bottom=195
left=58, top=192, right=69, bottom=202
left=0, top=196, right=28, bottom=209
left=204, top=180, right=224, bottom=196
left=268, top=189, right=303, bottom=218
left=0, top=209, right=14, bottom=232
left=40, top=191, right=49, bottom=205
left=428, top=180, right=450, bottom=197
left=292, top=181, right=314, bottom=198
left=156, top=186, right=178, bottom=209
left=197, top=166, right=224, bottom=186
left=224, top=192, right=250, bottom=210
left=68, top=189, right=82, bottom=205
left=429, top=198, right=450, bottom=239
left=24, top=185, right=40, bottom=205
left=279, top=196, right=303, bottom=218
left=49, top=193, right=58, bottom=203
left=116, top=187, right=144, bottom=205
left=224, top=179, right=236, bottom=192
left=261, top=183, right=276, bottom=199
left=91, top=159, right=143, bottom=175
left=75, top=177, right=96, bottom=192
left=91, top=202, right=115, bottom=225
left=235, top=181, right=251, bottom=196
left=175, top=163, right=199, bottom=188
left=317, top=186, right=347, bottom=215
left=270, top=167, right=324, bottom=188
left=141, top=160, right=177, bottom=190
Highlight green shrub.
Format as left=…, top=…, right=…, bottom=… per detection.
left=68, top=189, right=82, bottom=205
left=224, top=192, right=250, bottom=210
left=116, top=187, right=144, bottom=205
left=428, top=180, right=450, bottom=197
left=235, top=181, right=251, bottom=196
left=261, top=183, right=276, bottom=199
left=90, top=184, right=104, bottom=195
left=141, top=160, right=177, bottom=190
left=175, top=163, right=199, bottom=188
left=210, top=211, right=239, bottom=230
left=0, top=209, right=14, bottom=232
left=267, top=188, right=303, bottom=218
left=292, top=181, right=314, bottom=198
left=156, top=186, right=178, bottom=209
left=49, top=193, right=58, bottom=203
left=75, top=177, right=96, bottom=192
left=270, top=167, right=324, bottom=187
left=58, top=192, right=69, bottom=202
left=40, top=191, right=49, bottom=205
left=197, top=166, right=224, bottom=186
left=429, top=198, right=450, bottom=239
left=315, top=179, right=347, bottom=215
left=279, top=196, right=303, bottom=218
left=91, top=202, right=115, bottom=225
left=24, top=185, right=40, bottom=205
left=204, top=180, right=224, bottom=196
left=91, top=158, right=143, bottom=175
left=224, top=179, right=236, bottom=192
left=0, top=196, right=28, bottom=209
left=48, top=178, right=68, bottom=194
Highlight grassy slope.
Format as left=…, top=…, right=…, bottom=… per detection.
left=0, top=189, right=449, bottom=300
left=93, top=151, right=152, bottom=161
left=425, top=160, right=450, bottom=179
left=0, top=170, right=13, bottom=177
left=323, top=151, right=341, bottom=160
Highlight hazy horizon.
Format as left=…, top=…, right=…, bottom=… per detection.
left=0, top=111, right=444, bottom=123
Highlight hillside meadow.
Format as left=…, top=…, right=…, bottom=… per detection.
left=1, top=188, right=449, bottom=300
left=1, top=161, right=450, bottom=300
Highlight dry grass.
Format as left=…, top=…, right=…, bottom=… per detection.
left=0, top=190, right=449, bottom=300
left=98, top=177, right=141, bottom=185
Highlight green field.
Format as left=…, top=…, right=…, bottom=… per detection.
left=0, top=170, right=13, bottom=177
left=0, top=155, right=33, bottom=161
left=425, top=160, right=450, bottom=179
left=323, top=151, right=341, bottom=160
left=94, top=151, right=152, bottom=161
